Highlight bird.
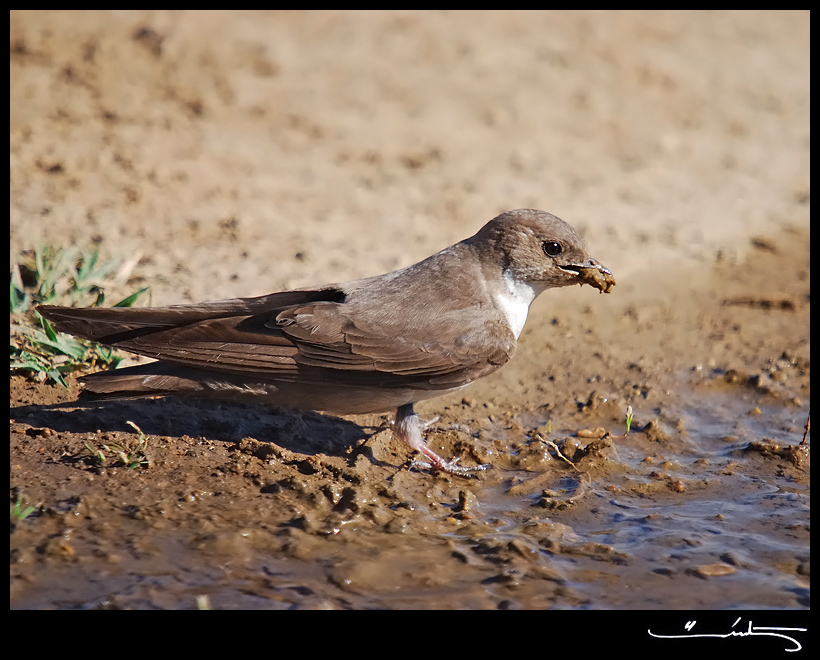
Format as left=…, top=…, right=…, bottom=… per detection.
left=39, top=209, right=614, bottom=475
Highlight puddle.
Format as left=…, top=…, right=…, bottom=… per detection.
left=457, top=373, right=810, bottom=609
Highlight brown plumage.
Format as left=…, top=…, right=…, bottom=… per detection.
left=39, top=209, right=614, bottom=475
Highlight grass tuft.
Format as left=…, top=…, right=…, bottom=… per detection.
left=10, top=492, right=40, bottom=522
left=10, top=245, right=148, bottom=386
left=80, top=421, right=152, bottom=470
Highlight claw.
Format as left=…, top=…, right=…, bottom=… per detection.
left=394, top=403, right=489, bottom=476
left=409, top=457, right=490, bottom=476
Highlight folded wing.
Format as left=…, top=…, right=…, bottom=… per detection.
left=38, top=287, right=514, bottom=391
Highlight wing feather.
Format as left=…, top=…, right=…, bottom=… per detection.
left=39, top=286, right=516, bottom=390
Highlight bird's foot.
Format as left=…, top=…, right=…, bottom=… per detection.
left=409, top=456, right=490, bottom=476
left=395, top=403, right=489, bottom=477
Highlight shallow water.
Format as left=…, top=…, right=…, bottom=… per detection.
left=462, top=375, right=810, bottom=609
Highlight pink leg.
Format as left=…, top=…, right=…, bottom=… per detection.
left=393, top=404, right=488, bottom=476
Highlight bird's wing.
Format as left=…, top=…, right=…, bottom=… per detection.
left=273, top=300, right=515, bottom=386
left=39, top=289, right=514, bottom=389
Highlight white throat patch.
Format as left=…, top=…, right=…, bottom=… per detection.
left=493, top=270, right=541, bottom=339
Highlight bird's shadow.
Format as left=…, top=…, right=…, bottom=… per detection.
left=11, top=395, right=380, bottom=459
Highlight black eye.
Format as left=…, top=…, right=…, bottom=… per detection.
left=542, top=241, right=562, bottom=257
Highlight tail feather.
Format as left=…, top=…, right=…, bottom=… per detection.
left=37, top=288, right=343, bottom=344
left=79, top=362, right=209, bottom=399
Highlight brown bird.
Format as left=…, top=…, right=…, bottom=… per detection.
left=39, top=209, right=614, bottom=475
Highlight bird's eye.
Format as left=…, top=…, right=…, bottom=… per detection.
left=542, top=241, right=562, bottom=257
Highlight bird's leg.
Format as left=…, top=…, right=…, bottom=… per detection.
left=393, top=403, right=488, bottom=475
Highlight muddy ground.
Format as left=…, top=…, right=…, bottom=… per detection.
left=10, top=11, right=809, bottom=614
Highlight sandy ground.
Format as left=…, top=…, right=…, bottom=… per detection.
left=10, top=11, right=809, bottom=614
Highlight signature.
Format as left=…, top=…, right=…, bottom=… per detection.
left=648, top=617, right=807, bottom=653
